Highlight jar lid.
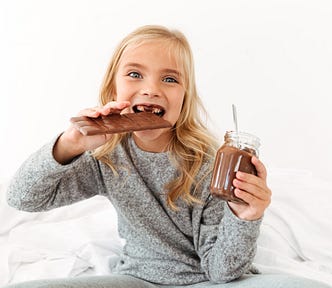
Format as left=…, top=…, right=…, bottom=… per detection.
left=224, top=131, right=261, bottom=149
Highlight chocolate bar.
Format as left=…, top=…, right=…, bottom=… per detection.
left=70, top=112, right=172, bottom=136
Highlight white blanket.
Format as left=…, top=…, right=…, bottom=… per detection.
left=0, top=169, right=331, bottom=286
left=0, top=184, right=123, bottom=284
left=254, top=169, right=332, bottom=285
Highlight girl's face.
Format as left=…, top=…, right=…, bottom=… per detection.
left=114, top=40, right=185, bottom=152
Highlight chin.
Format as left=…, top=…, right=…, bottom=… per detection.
left=133, top=128, right=172, bottom=150
left=133, top=128, right=166, bottom=140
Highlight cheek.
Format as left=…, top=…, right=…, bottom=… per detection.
left=114, top=79, right=128, bottom=101
left=169, top=93, right=185, bottom=121
left=115, top=91, right=126, bottom=102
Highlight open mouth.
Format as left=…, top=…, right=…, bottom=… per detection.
left=132, top=104, right=165, bottom=117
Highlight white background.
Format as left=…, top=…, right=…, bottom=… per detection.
left=1, top=0, right=332, bottom=181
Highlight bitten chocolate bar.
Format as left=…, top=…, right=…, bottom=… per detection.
left=70, top=112, right=172, bottom=136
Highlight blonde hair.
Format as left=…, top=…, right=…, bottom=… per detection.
left=93, top=25, right=218, bottom=209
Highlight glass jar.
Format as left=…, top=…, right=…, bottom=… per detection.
left=209, top=131, right=260, bottom=205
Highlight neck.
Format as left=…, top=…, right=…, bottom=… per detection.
left=132, top=131, right=172, bottom=153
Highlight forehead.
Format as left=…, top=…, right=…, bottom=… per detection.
left=119, top=40, right=184, bottom=70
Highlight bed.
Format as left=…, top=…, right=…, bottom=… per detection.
left=0, top=168, right=331, bottom=286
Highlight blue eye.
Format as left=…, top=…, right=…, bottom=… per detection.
left=128, top=72, right=142, bottom=78
left=163, top=77, right=178, bottom=83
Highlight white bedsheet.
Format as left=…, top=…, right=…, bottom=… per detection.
left=0, top=169, right=331, bottom=286
left=254, top=169, right=332, bottom=285
left=0, top=183, right=123, bottom=284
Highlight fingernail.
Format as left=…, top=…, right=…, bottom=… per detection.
left=236, top=171, right=244, bottom=178
left=233, top=179, right=239, bottom=186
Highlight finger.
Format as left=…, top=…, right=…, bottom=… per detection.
left=105, top=100, right=131, bottom=109
left=233, top=189, right=269, bottom=220
left=234, top=186, right=271, bottom=207
left=236, top=171, right=265, bottom=188
left=251, top=156, right=267, bottom=180
left=234, top=188, right=257, bottom=204
left=100, top=101, right=131, bottom=115
left=233, top=178, right=269, bottom=201
left=76, top=101, right=131, bottom=118
left=234, top=172, right=272, bottom=199
left=77, top=108, right=101, bottom=118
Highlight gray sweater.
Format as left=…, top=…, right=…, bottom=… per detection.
left=7, top=136, right=261, bottom=285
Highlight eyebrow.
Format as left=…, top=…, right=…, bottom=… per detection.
left=123, top=62, right=183, bottom=78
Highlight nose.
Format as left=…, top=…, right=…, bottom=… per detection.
left=140, top=79, right=161, bottom=98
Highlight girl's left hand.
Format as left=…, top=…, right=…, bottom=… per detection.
left=228, top=156, right=272, bottom=221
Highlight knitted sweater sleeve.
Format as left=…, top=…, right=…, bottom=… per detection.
left=193, top=161, right=262, bottom=283
left=7, top=136, right=105, bottom=212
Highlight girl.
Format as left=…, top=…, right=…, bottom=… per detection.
left=5, top=25, right=330, bottom=288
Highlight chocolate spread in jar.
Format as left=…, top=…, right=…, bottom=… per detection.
left=209, top=141, right=258, bottom=205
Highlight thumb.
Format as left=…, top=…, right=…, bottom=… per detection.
left=252, top=156, right=267, bottom=180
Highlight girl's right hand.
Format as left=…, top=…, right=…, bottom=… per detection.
left=53, top=101, right=131, bottom=164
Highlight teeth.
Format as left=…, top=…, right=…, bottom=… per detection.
left=137, top=105, right=146, bottom=112
left=135, top=105, right=163, bottom=115
left=152, top=107, right=162, bottom=114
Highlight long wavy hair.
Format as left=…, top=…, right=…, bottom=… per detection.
left=93, top=25, right=218, bottom=209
